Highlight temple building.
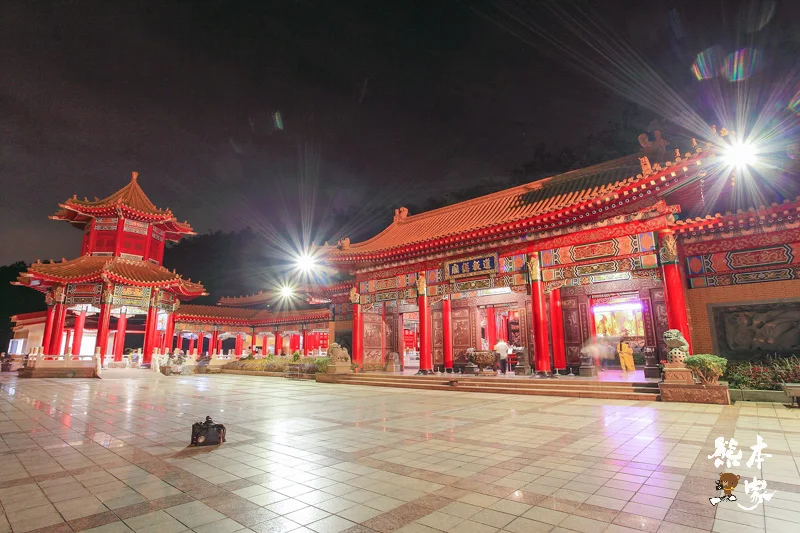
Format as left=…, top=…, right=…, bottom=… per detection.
left=323, top=137, right=800, bottom=375
left=8, top=134, right=800, bottom=375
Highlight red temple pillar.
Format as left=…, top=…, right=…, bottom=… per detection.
left=95, top=285, right=113, bottom=363
left=274, top=332, right=282, bottom=356
left=48, top=288, right=67, bottom=355
left=417, top=273, right=432, bottom=375
left=42, top=304, right=56, bottom=355
left=442, top=297, right=453, bottom=372
left=380, top=304, right=386, bottom=367
left=71, top=310, right=87, bottom=356
left=262, top=334, right=268, bottom=355
left=486, top=306, right=497, bottom=350
left=528, top=253, right=551, bottom=375
left=188, top=334, right=195, bottom=355
left=164, top=314, right=175, bottom=354
left=251, top=331, right=257, bottom=351
left=549, top=289, right=566, bottom=371
left=217, top=338, right=222, bottom=354
left=302, top=329, right=308, bottom=356
left=351, top=302, right=362, bottom=366
left=142, top=290, right=159, bottom=365
left=210, top=330, right=218, bottom=355
left=63, top=329, right=72, bottom=357
left=659, top=231, right=693, bottom=353
left=113, top=217, right=125, bottom=257
left=235, top=334, right=243, bottom=356
left=114, top=312, right=127, bottom=361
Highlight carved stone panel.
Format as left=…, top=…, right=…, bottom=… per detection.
left=711, top=300, right=800, bottom=359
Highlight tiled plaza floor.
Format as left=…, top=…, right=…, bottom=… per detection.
left=1, top=372, right=799, bottom=533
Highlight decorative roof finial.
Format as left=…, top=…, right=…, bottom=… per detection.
left=132, top=171, right=139, bottom=181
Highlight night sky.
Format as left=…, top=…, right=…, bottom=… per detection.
left=2, top=0, right=798, bottom=265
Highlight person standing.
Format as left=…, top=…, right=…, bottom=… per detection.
left=618, top=337, right=635, bottom=373
left=494, top=339, right=509, bottom=375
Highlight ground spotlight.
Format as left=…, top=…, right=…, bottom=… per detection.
left=724, top=140, right=757, bottom=168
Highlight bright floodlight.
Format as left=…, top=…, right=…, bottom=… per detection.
left=724, top=140, right=757, bottom=168
left=296, top=254, right=316, bottom=272
left=280, top=286, right=294, bottom=298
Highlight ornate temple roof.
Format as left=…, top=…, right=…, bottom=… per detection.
left=325, top=149, right=709, bottom=265
left=174, top=305, right=331, bottom=326
left=16, top=256, right=206, bottom=298
left=674, top=196, right=800, bottom=234
left=51, top=172, right=194, bottom=240
left=217, top=291, right=270, bottom=307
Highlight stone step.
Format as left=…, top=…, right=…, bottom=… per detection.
left=348, top=373, right=659, bottom=390
left=332, top=377, right=659, bottom=400
left=347, top=378, right=659, bottom=394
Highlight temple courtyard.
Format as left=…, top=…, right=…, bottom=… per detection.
left=1, top=373, right=799, bottom=533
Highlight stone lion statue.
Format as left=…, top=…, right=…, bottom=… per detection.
left=663, top=329, right=690, bottom=363
left=328, top=343, right=351, bottom=364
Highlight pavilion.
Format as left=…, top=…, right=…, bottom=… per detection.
left=10, top=173, right=340, bottom=367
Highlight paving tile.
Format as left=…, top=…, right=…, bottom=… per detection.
left=308, top=515, right=357, bottom=533
left=164, top=501, right=227, bottom=529
left=337, top=504, right=383, bottom=523
left=0, top=374, right=791, bottom=533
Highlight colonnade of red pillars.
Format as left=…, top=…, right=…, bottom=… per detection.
left=349, top=246, right=692, bottom=375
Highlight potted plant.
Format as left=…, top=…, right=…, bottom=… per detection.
left=351, top=362, right=360, bottom=373
left=659, top=354, right=731, bottom=405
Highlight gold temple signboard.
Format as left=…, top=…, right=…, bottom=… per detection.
left=444, top=253, right=498, bottom=280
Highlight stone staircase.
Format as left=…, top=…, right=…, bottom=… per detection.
left=317, top=373, right=661, bottom=401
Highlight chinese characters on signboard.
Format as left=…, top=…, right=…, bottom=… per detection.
left=444, top=254, right=497, bottom=280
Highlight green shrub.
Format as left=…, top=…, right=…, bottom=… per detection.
left=291, top=352, right=301, bottom=362
left=684, top=354, right=727, bottom=385
left=724, top=356, right=800, bottom=390
left=314, top=357, right=330, bottom=374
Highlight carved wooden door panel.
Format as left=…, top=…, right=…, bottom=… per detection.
left=562, top=296, right=583, bottom=367
left=452, top=307, right=472, bottom=366
left=362, top=308, right=384, bottom=371
left=432, top=309, right=443, bottom=366
left=650, top=288, right=669, bottom=360
left=385, top=310, right=397, bottom=356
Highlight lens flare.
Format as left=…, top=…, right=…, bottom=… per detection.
left=280, top=286, right=294, bottom=298
left=724, top=48, right=762, bottom=82
left=691, top=46, right=724, bottom=81
left=743, top=0, right=776, bottom=33
left=788, top=88, right=800, bottom=115
left=296, top=253, right=316, bottom=272
left=724, top=140, right=757, bottom=168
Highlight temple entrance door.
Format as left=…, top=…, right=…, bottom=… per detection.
left=589, top=294, right=647, bottom=368
left=479, top=305, right=522, bottom=371
left=401, top=313, right=420, bottom=370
